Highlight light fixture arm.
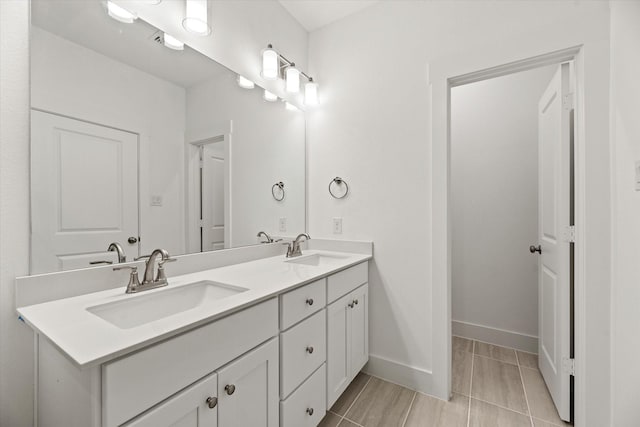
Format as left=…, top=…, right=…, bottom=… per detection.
left=267, top=44, right=314, bottom=82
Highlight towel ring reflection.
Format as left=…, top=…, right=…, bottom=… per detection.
left=329, top=177, right=349, bottom=199
left=272, top=182, right=285, bottom=201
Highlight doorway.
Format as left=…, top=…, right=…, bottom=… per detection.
left=450, top=61, right=575, bottom=425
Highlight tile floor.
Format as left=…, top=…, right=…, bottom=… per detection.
left=319, top=337, right=571, bottom=427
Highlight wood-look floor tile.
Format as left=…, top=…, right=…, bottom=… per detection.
left=331, top=372, right=371, bottom=415
left=469, top=399, right=531, bottom=427
left=338, top=419, right=360, bottom=427
left=521, top=367, right=565, bottom=425
left=474, top=342, right=517, bottom=365
left=452, top=349, right=472, bottom=395
left=517, top=351, right=538, bottom=369
left=533, top=417, right=571, bottom=427
left=319, top=411, right=343, bottom=427
left=345, top=377, right=415, bottom=427
left=404, top=392, right=468, bottom=427
left=453, top=336, right=473, bottom=353
left=471, top=355, right=528, bottom=413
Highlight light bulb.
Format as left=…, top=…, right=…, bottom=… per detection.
left=183, top=0, right=211, bottom=36
left=236, top=75, right=255, bottom=89
left=107, top=1, right=137, bottom=23
left=304, top=79, right=319, bottom=106
left=262, top=46, right=279, bottom=80
left=285, top=64, right=300, bottom=93
left=263, top=90, right=278, bottom=102
left=163, top=33, right=184, bottom=51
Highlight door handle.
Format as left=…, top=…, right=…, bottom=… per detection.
left=128, top=236, right=138, bottom=244
left=529, top=245, right=542, bottom=254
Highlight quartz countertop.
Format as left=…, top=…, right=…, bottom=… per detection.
left=17, top=250, right=371, bottom=369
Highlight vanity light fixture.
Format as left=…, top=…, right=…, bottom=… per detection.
left=285, top=63, right=300, bottom=93
left=107, top=1, right=137, bottom=24
left=263, top=89, right=278, bottom=102
left=182, top=0, right=211, bottom=36
left=304, top=78, right=319, bottom=106
left=261, top=45, right=279, bottom=80
left=163, top=33, right=184, bottom=51
left=237, top=75, right=255, bottom=89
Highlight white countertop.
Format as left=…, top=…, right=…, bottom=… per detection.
left=17, top=250, right=371, bottom=369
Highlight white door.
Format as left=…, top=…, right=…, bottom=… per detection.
left=536, top=63, right=572, bottom=421
left=326, top=293, right=352, bottom=409
left=125, top=373, right=218, bottom=427
left=350, top=284, right=369, bottom=374
left=31, top=110, right=139, bottom=273
left=216, top=338, right=279, bottom=427
left=201, top=143, right=225, bottom=251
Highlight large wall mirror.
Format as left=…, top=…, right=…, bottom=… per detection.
left=29, top=0, right=306, bottom=274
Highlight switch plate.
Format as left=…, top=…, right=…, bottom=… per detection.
left=635, top=160, right=640, bottom=191
left=279, top=217, right=287, bottom=232
left=332, top=217, right=342, bottom=234
left=150, top=195, right=163, bottom=206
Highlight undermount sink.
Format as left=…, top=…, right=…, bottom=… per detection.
left=87, top=281, right=249, bottom=329
left=285, top=253, right=350, bottom=267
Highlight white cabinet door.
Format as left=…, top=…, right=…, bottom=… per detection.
left=217, top=338, right=279, bottom=427
left=326, top=293, right=352, bottom=409
left=350, top=284, right=369, bottom=374
left=125, top=373, right=218, bottom=427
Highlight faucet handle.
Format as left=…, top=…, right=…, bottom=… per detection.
left=282, top=242, right=293, bottom=257
left=158, top=257, right=177, bottom=267
left=113, top=266, right=140, bottom=293
left=113, top=265, right=137, bottom=273
left=156, top=258, right=176, bottom=283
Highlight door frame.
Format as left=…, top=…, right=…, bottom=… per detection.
left=185, top=121, right=232, bottom=253
left=430, top=45, right=592, bottom=424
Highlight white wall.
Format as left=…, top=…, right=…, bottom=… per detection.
left=31, top=27, right=187, bottom=257
left=307, top=2, right=610, bottom=423
left=451, top=66, right=555, bottom=351
left=610, top=1, right=640, bottom=426
left=186, top=73, right=306, bottom=247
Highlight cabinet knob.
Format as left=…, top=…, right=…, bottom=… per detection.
left=306, top=346, right=314, bottom=354
left=225, top=384, right=236, bottom=395
left=306, top=407, right=314, bottom=416
left=348, top=302, right=354, bottom=308
left=206, top=396, right=218, bottom=409
left=354, top=299, right=359, bottom=305
left=306, top=298, right=314, bottom=306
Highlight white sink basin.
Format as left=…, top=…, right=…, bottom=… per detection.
left=87, top=281, right=248, bottom=329
left=285, top=253, right=350, bottom=267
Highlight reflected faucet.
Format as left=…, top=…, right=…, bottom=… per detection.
left=284, top=233, right=311, bottom=258
left=108, top=242, right=126, bottom=263
left=257, top=231, right=274, bottom=243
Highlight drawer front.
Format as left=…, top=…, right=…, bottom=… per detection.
left=280, top=278, right=326, bottom=330
left=327, top=262, right=368, bottom=304
left=280, top=309, right=326, bottom=399
left=280, top=364, right=326, bottom=427
left=103, top=298, right=278, bottom=427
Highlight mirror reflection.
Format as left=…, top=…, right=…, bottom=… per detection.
left=29, top=0, right=306, bottom=274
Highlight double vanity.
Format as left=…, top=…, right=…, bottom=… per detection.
left=16, top=243, right=372, bottom=427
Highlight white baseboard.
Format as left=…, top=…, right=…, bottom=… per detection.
left=452, top=320, right=538, bottom=353
left=363, top=354, right=435, bottom=397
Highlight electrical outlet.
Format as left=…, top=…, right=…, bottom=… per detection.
left=279, top=217, right=287, bottom=232
left=333, top=217, right=342, bottom=234
left=150, top=195, right=163, bottom=206
left=635, top=160, right=640, bottom=191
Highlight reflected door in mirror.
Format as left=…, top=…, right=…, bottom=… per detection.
left=31, top=111, right=139, bottom=273
left=201, top=142, right=225, bottom=251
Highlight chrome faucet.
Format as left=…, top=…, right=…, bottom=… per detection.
left=115, top=248, right=176, bottom=294
left=257, top=231, right=274, bottom=243
left=284, top=233, right=311, bottom=258
left=108, top=242, right=126, bottom=263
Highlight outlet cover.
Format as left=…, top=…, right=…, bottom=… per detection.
left=150, top=195, right=163, bottom=206
left=279, top=217, right=287, bottom=232
left=332, top=217, right=342, bottom=234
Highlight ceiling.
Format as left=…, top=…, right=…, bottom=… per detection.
left=278, top=1, right=380, bottom=32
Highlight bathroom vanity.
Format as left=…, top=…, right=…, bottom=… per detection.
left=17, top=248, right=371, bottom=427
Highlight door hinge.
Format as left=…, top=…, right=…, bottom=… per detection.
left=563, top=225, right=576, bottom=243
left=562, top=357, right=575, bottom=376
left=563, top=93, right=575, bottom=111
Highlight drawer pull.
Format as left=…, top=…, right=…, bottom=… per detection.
left=225, top=384, right=236, bottom=395
left=306, top=298, right=314, bottom=306
left=306, top=407, right=314, bottom=416
left=206, top=396, right=218, bottom=409
left=306, top=346, right=314, bottom=354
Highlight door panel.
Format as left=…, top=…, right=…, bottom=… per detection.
left=326, top=293, right=352, bottom=409
left=31, top=110, right=139, bottom=273
left=350, top=284, right=369, bottom=374
left=537, top=63, right=571, bottom=421
left=202, top=143, right=225, bottom=251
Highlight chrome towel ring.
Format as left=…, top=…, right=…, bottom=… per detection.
left=272, top=181, right=285, bottom=201
left=329, top=177, right=349, bottom=199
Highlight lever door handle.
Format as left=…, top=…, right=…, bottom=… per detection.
left=529, top=245, right=542, bottom=254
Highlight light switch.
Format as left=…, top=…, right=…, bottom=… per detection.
left=333, top=218, right=342, bottom=234
left=635, top=160, right=640, bottom=191
left=279, top=217, right=287, bottom=232
left=150, top=195, right=163, bottom=206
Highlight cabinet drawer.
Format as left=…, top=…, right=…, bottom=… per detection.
left=327, top=262, right=368, bottom=304
left=280, top=278, right=326, bottom=330
left=102, top=298, right=278, bottom=427
left=280, top=309, right=326, bottom=399
left=280, top=364, right=326, bottom=427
